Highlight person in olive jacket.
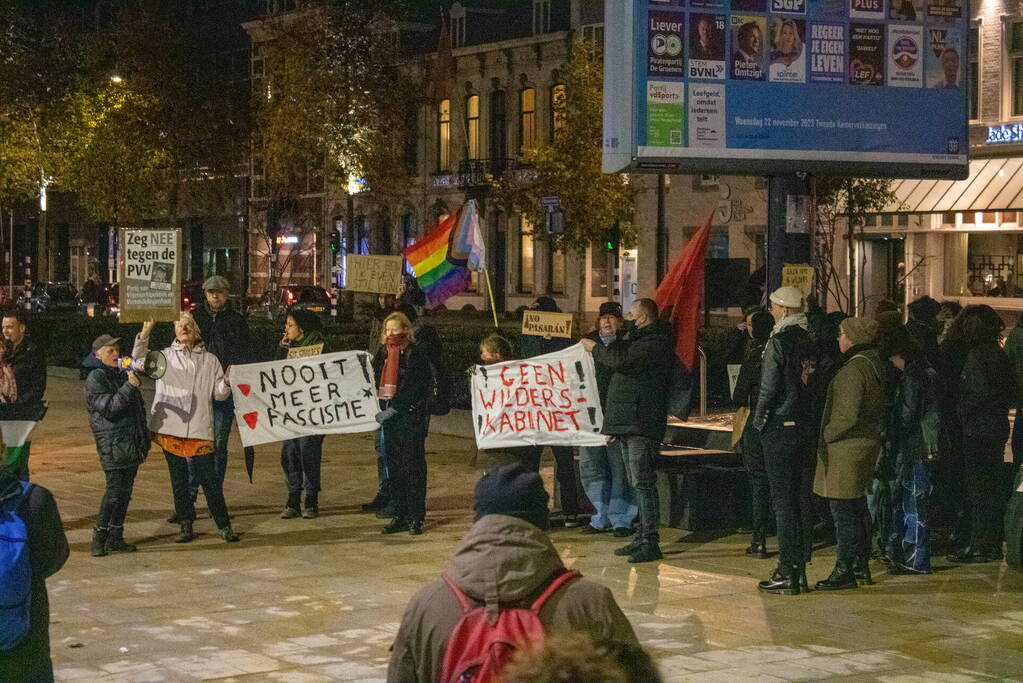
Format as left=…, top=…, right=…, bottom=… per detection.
left=85, top=334, right=150, bottom=557
left=813, top=317, right=886, bottom=590
left=944, top=305, right=1016, bottom=563
left=581, top=298, right=674, bottom=564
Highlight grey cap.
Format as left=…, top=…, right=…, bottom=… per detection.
left=203, top=275, right=230, bottom=292
left=92, top=334, right=120, bottom=352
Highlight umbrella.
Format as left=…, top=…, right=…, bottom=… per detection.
left=244, top=446, right=255, bottom=483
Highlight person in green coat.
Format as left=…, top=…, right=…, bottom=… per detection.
left=813, top=317, right=887, bottom=591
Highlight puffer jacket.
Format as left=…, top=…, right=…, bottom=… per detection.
left=753, top=314, right=813, bottom=431
left=387, top=514, right=638, bottom=682
left=132, top=335, right=230, bottom=440
left=85, top=365, right=150, bottom=471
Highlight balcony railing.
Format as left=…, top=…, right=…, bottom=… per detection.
left=457, top=158, right=516, bottom=190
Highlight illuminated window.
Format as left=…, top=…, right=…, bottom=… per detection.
left=945, top=232, right=1023, bottom=298
left=519, top=217, right=534, bottom=293
left=519, top=88, right=536, bottom=155
left=437, top=99, right=451, bottom=171
left=550, top=84, right=566, bottom=138
left=465, top=95, right=480, bottom=160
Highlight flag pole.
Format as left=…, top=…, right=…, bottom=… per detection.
left=483, top=269, right=499, bottom=328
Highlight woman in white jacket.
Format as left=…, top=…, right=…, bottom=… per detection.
left=134, top=314, right=239, bottom=543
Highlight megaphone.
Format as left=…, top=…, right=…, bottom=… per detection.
left=116, top=351, right=167, bottom=380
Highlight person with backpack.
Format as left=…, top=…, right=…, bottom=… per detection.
left=0, top=466, right=69, bottom=682
left=387, top=463, right=638, bottom=683
left=85, top=334, right=150, bottom=557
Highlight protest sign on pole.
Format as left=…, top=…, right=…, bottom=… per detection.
left=230, top=350, right=379, bottom=447
left=118, top=228, right=182, bottom=322
left=345, top=254, right=404, bottom=294
left=471, top=343, right=605, bottom=449
left=521, top=310, right=574, bottom=339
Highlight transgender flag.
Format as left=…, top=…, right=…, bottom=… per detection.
left=404, top=200, right=486, bottom=307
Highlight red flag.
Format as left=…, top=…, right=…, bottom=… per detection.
left=654, top=212, right=714, bottom=372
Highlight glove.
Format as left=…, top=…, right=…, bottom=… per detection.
left=375, top=408, right=397, bottom=424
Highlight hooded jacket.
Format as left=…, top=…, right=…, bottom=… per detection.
left=387, top=515, right=638, bottom=682
left=754, top=313, right=813, bottom=431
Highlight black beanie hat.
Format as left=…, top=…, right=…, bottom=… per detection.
left=288, top=309, right=322, bottom=335
left=474, top=462, right=549, bottom=529
left=598, top=301, right=623, bottom=319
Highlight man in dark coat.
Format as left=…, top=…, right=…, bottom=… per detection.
left=1, top=309, right=47, bottom=480
left=85, top=335, right=150, bottom=556
left=582, top=298, right=674, bottom=563
left=0, top=469, right=69, bottom=682
left=905, top=296, right=942, bottom=369
left=190, top=276, right=254, bottom=493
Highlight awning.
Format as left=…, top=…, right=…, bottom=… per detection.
left=882, top=158, right=1023, bottom=213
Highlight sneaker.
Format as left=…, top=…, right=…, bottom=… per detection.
left=614, top=538, right=642, bottom=556
left=409, top=520, right=424, bottom=536
left=302, top=507, right=319, bottom=519
left=628, top=544, right=663, bottom=563
left=280, top=506, right=300, bottom=519
left=175, top=522, right=194, bottom=544
left=219, top=526, right=240, bottom=543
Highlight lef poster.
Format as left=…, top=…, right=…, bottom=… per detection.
left=849, top=23, right=885, bottom=85
left=471, top=344, right=605, bottom=449
left=118, top=228, right=181, bottom=323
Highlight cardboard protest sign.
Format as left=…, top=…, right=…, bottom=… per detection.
left=471, top=343, right=605, bottom=449
left=118, top=228, right=182, bottom=322
left=346, top=254, right=404, bottom=294
left=231, top=350, right=378, bottom=447
left=287, top=343, right=324, bottom=359
left=782, top=263, right=814, bottom=298
left=521, top=311, right=573, bottom=339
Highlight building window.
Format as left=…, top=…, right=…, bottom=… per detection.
left=533, top=0, right=551, bottom=35
left=590, top=245, right=609, bottom=298
left=490, top=90, right=507, bottom=159
left=945, top=232, right=1023, bottom=297
left=519, top=217, right=534, bottom=293
left=581, top=23, right=604, bottom=55
left=970, top=22, right=980, bottom=120
left=519, top=88, right=536, bottom=155
left=550, top=84, right=566, bottom=139
left=465, top=95, right=480, bottom=160
left=437, top=99, right=451, bottom=172
left=451, top=11, right=466, bottom=48
left=550, top=247, right=565, bottom=294
left=1010, top=21, right=1023, bottom=116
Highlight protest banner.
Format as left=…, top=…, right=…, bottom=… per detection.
left=346, top=254, right=404, bottom=294
left=521, top=310, right=574, bottom=339
left=471, top=344, right=605, bottom=449
left=230, top=350, right=378, bottom=447
left=118, top=228, right=182, bottom=322
left=287, top=343, right=324, bottom=359
left=782, top=263, right=814, bottom=298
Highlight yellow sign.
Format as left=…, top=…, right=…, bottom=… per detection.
left=781, top=263, right=814, bottom=299
left=346, top=255, right=404, bottom=294
left=521, top=311, right=574, bottom=340
left=287, top=343, right=324, bottom=359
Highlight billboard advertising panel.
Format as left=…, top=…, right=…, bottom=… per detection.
left=602, top=0, right=969, bottom=179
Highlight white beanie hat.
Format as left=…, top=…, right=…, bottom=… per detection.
left=769, top=286, right=804, bottom=309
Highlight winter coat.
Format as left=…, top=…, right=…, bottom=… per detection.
left=0, top=479, right=68, bottom=683
left=889, top=359, right=941, bottom=467
left=906, top=319, right=941, bottom=369
left=85, top=366, right=150, bottom=471
left=814, top=346, right=886, bottom=499
left=7, top=336, right=46, bottom=406
left=753, top=314, right=813, bottom=431
left=592, top=319, right=675, bottom=441
left=1003, top=323, right=1023, bottom=409
left=585, top=328, right=627, bottom=408
left=132, top=335, right=230, bottom=441
left=732, top=338, right=767, bottom=411
left=957, top=341, right=1016, bottom=441
left=192, top=301, right=255, bottom=369
left=386, top=514, right=639, bottom=683
left=372, top=341, right=433, bottom=417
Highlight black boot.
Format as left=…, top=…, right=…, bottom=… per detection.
left=361, top=489, right=389, bottom=512
left=281, top=492, right=301, bottom=519
left=302, top=493, right=319, bottom=519
left=91, top=528, right=109, bottom=557
left=815, top=560, right=858, bottom=591
left=219, top=525, right=240, bottom=542
left=852, top=556, right=873, bottom=585
left=175, top=521, right=194, bottom=543
left=382, top=518, right=408, bottom=534
left=104, top=526, right=136, bottom=553
left=628, top=543, right=663, bottom=563
left=746, top=531, right=768, bottom=559
left=758, top=564, right=807, bottom=595
left=614, top=537, right=643, bottom=556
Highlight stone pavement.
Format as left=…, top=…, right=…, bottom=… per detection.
left=28, top=374, right=1023, bottom=682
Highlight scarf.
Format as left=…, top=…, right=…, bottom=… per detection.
left=379, top=333, right=409, bottom=400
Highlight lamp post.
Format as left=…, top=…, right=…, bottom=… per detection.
left=342, top=174, right=363, bottom=314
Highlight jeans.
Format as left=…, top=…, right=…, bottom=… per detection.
left=887, top=459, right=933, bottom=571
left=762, top=422, right=815, bottom=568
left=280, top=435, right=325, bottom=503
left=381, top=406, right=428, bottom=523
left=620, top=435, right=659, bottom=546
left=524, top=446, right=583, bottom=516
left=186, top=397, right=233, bottom=499
left=373, top=428, right=391, bottom=503
left=739, top=421, right=771, bottom=534
left=97, top=466, right=139, bottom=529
left=165, top=451, right=231, bottom=529
left=579, top=441, right=637, bottom=529
left=962, top=433, right=1009, bottom=553
left=829, top=497, right=871, bottom=562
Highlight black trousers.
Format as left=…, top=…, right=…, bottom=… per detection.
left=165, top=451, right=231, bottom=529
left=97, top=465, right=139, bottom=529
left=762, top=422, right=815, bottom=568
left=740, top=422, right=771, bottom=534
left=281, top=435, right=325, bottom=501
left=381, top=407, right=428, bottom=523
left=524, top=445, right=582, bottom=515
left=828, top=496, right=871, bottom=562
left=962, top=433, right=1009, bottom=552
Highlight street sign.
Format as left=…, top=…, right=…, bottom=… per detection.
left=603, top=0, right=969, bottom=180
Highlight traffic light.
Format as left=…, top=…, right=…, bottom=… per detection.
left=604, top=224, right=620, bottom=252
left=329, top=231, right=341, bottom=252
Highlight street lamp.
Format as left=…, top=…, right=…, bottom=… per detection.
left=109, top=75, right=123, bottom=84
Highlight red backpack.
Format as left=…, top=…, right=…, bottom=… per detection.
left=439, top=569, right=581, bottom=683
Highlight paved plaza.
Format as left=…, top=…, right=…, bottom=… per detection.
left=29, top=373, right=1023, bottom=682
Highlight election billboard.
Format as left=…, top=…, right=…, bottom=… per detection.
left=603, top=0, right=969, bottom=179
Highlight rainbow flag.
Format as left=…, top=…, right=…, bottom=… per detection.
left=404, top=201, right=485, bottom=307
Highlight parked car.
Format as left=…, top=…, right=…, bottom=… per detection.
left=248, top=284, right=335, bottom=322
left=21, top=281, right=79, bottom=313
